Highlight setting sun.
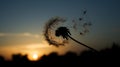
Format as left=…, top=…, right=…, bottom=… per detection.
left=32, top=53, right=38, bottom=60
left=28, top=52, right=39, bottom=61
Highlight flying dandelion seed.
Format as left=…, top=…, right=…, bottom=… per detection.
left=72, top=20, right=77, bottom=30
left=72, top=9, right=92, bottom=35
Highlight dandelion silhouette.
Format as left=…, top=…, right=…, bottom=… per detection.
left=44, top=10, right=97, bottom=52
left=55, top=27, right=98, bottom=52
left=44, top=17, right=67, bottom=47
left=55, top=27, right=71, bottom=40
left=44, top=17, right=97, bottom=52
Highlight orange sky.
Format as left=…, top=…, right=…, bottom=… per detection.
left=0, top=40, right=84, bottom=61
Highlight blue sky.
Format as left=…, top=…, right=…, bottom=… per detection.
left=0, top=0, right=120, bottom=60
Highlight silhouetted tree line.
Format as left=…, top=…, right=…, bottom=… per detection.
left=0, top=43, right=120, bottom=66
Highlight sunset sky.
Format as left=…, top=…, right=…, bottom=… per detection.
left=0, top=0, right=120, bottom=60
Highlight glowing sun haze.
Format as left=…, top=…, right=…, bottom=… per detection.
left=28, top=52, right=39, bottom=61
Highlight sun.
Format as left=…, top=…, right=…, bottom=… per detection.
left=32, top=53, right=38, bottom=60
left=28, top=52, right=39, bottom=61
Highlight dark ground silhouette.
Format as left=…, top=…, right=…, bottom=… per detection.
left=0, top=43, right=120, bottom=66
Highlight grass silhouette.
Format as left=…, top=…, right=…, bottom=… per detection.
left=0, top=43, right=119, bottom=66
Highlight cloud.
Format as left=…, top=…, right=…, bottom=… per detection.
left=0, top=32, right=40, bottom=38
